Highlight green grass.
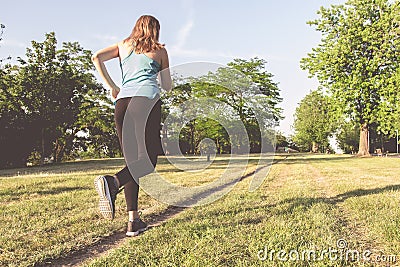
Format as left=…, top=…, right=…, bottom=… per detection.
left=0, top=158, right=168, bottom=266
left=1, top=154, right=400, bottom=266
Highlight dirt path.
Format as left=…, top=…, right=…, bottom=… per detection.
left=37, top=206, right=186, bottom=267
left=37, top=156, right=286, bottom=267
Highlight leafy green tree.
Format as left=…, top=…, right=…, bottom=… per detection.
left=275, top=131, right=289, bottom=149
left=162, top=79, right=195, bottom=154
left=0, top=33, right=118, bottom=167
left=228, top=58, right=283, bottom=122
left=301, top=0, right=400, bottom=156
left=15, top=33, right=111, bottom=163
left=0, top=65, right=37, bottom=167
left=293, top=90, right=334, bottom=152
left=160, top=58, right=281, bottom=155
left=336, top=120, right=360, bottom=154
left=203, top=58, right=282, bottom=153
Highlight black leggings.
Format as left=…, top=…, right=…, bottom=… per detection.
left=114, top=96, right=162, bottom=211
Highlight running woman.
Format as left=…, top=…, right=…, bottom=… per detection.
left=92, top=15, right=172, bottom=237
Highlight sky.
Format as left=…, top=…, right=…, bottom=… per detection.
left=0, top=0, right=346, bottom=136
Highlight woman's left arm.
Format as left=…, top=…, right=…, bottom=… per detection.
left=92, top=44, right=120, bottom=99
left=159, top=48, right=172, bottom=92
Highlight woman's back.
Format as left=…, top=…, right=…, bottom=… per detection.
left=117, top=45, right=161, bottom=100
left=115, top=42, right=170, bottom=100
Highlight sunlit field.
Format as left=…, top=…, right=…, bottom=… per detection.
left=1, top=154, right=400, bottom=266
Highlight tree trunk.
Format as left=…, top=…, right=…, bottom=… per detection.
left=311, top=141, right=319, bottom=153
left=40, top=128, right=45, bottom=165
left=190, top=121, right=196, bottom=154
left=162, top=123, right=168, bottom=155
left=53, top=139, right=59, bottom=163
left=56, top=143, right=65, bottom=163
left=357, top=123, right=370, bottom=156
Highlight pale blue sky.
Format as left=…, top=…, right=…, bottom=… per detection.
left=1, top=0, right=345, bottom=135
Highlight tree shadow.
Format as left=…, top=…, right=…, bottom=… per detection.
left=0, top=186, right=89, bottom=201
left=0, top=158, right=126, bottom=177
left=36, top=186, right=89, bottom=196
left=279, top=154, right=354, bottom=165
left=268, top=184, right=400, bottom=216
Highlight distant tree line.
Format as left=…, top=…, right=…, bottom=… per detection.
left=0, top=32, right=283, bottom=168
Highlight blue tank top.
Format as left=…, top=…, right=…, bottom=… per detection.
left=117, top=51, right=161, bottom=100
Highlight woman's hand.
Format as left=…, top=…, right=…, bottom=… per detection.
left=111, top=86, right=120, bottom=99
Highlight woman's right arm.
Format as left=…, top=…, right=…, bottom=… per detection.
left=159, top=48, right=172, bottom=92
left=92, top=44, right=120, bottom=98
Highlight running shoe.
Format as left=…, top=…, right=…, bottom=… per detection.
left=94, top=175, right=119, bottom=220
left=126, top=218, right=148, bottom=237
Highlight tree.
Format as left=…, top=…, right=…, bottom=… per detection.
left=162, top=79, right=196, bottom=154
left=203, top=58, right=282, bottom=153
left=275, top=131, right=289, bottom=149
left=0, top=33, right=118, bottom=168
left=336, top=120, right=360, bottom=154
left=293, top=90, right=334, bottom=152
left=162, top=58, right=281, bottom=155
left=14, top=33, right=109, bottom=163
left=301, top=0, right=400, bottom=156
left=74, top=98, right=120, bottom=159
left=227, top=58, right=283, bottom=122
left=0, top=65, right=37, bottom=167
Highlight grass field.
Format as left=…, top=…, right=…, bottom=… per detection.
left=1, top=154, right=400, bottom=266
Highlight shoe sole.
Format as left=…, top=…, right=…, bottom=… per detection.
left=94, top=176, right=114, bottom=220
left=126, top=226, right=148, bottom=237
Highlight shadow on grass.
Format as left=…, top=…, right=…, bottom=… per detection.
left=174, top=184, right=400, bottom=229
left=36, top=186, right=89, bottom=196
left=269, top=184, right=400, bottom=216
left=278, top=154, right=353, bottom=165
left=0, top=186, right=90, bottom=202
left=1, top=156, right=268, bottom=178
left=2, top=153, right=354, bottom=178
left=0, top=158, right=127, bottom=178
left=31, top=156, right=399, bottom=266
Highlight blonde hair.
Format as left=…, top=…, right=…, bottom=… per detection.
left=124, top=15, right=165, bottom=53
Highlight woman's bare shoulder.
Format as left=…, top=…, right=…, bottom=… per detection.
left=157, top=47, right=168, bottom=60
left=159, top=47, right=168, bottom=54
left=118, top=40, right=133, bottom=59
